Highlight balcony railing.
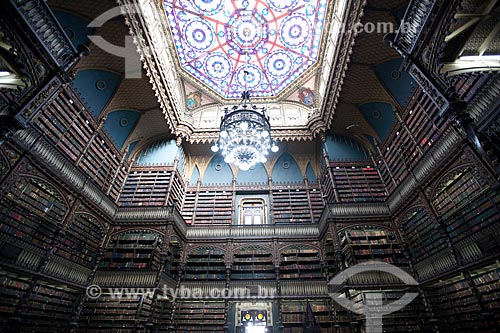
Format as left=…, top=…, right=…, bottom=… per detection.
left=394, top=0, right=439, bottom=54
left=10, top=0, right=77, bottom=68
left=186, top=224, right=320, bottom=240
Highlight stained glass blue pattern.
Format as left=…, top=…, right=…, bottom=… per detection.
left=164, top=0, right=328, bottom=98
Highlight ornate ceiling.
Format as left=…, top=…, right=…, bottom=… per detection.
left=163, top=0, right=329, bottom=99
left=121, top=0, right=360, bottom=142
left=48, top=0, right=413, bottom=158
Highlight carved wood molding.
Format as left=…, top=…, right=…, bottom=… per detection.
left=186, top=224, right=319, bottom=240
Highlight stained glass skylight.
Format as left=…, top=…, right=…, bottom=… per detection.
left=164, top=0, right=328, bottom=98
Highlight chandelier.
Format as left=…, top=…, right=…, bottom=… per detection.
left=211, top=90, right=279, bottom=171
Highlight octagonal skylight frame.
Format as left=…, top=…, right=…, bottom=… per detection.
left=163, top=0, right=329, bottom=99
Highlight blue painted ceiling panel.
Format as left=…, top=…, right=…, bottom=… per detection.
left=136, top=139, right=178, bottom=165
left=306, top=163, right=317, bottom=183
left=103, top=110, right=141, bottom=149
left=203, top=155, right=233, bottom=186
left=127, top=140, right=139, bottom=158
left=72, top=69, right=121, bottom=118
left=237, top=163, right=268, bottom=185
left=359, top=102, right=397, bottom=143
left=272, top=153, right=302, bottom=183
left=190, top=165, right=201, bottom=185
left=374, top=58, right=416, bottom=107
left=52, top=10, right=94, bottom=48
left=323, top=134, right=368, bottom=162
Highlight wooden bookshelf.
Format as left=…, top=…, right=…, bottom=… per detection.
left=455, top=74, right=488, bottom=101
left=118, top=166, right=172, bottom=207
left=404, top=91, right=446, bottom=154
left=273, top=187, right=312, bottom=223
left=174, top=301, right=225, bottom=332
left=383, top=290, right=428, bottom=332
left=281, top=300, right=332, bottom=333
left=0, top=177, right=66, bottom=253
left=340, top=226, right=405, bottom=267
left=426, top=275, right=486, bottom=332
left=319, top=168, right=336, bottom=203
left=282, top=301, right=305, bottom=331
left=194, top=189, right=233, bottom=225
left=181, top=190, right=196, bottom=224
left=164, top=240, right=182, bottom=278
left=153, top=297, right=174, bottom=332
left=400, top=207, right=448, bottom=263
left=33, top=88, right=93, bottom=163
left=323, top=238, right=338, bottom=279
left=280, top=245, right=323, bottom=280
left=331, top=299, right=352, bottom=333
left=344, top=289, right=425, bottom=332
left=79, top=135, right=122, bottom=196
left=311, top=301, right=334, bottom=332
left=376, top=90, right=449, bottom=194
left=21, top=281, right=80, bottom=332
left=0, top=271, right=30, bottom=327
left=32, top=87, right=127, bottom=201
left=331, top=165, right=387, bottom=202
left=54, top=213, right=105, bottom=268
left=168, top=171, right=185, bottom=212
left=231, top=246, right=275, bottom=280
left=109, top=162, right=129, bottom=203
left=432, top=167, right=500, bottom=244
left=309, top=186, right=324, bottom=223
left=99, top=230, right=161, bottom=270
left=79, top=292, right=154, bottom=332
left=471, top=263, right=500, bottom=327
left=184, top=247, right=226, bottom=281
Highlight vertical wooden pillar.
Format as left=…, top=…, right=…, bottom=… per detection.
left=107, top=150, right=127, bottom=196
left=231, top=177, right=237, bottom=223
left=268, top=176, right=274, bottom=224
left=191, top=178, right=202, bottom=224
left=164, top=156, right=179, bottom=207
left=304, top=176, right=315, bottom=223
left=322, top=149, right=340, bottom=203
left=77, top=116, right=105, bottom=166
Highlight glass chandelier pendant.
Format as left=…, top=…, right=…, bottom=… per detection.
left=211, top=91, right=279, bottom=171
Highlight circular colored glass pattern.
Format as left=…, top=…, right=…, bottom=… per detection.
left=225, top=9, right=269, bottom=55
left=164, top=0, right=328, bottom=98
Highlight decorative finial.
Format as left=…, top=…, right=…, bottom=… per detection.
left=241, top=91, right=250, bottom=101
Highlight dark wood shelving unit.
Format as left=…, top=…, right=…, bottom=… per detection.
left=32, top=87, right=128, bottom=201
left=426, top=275, right=485, bottom=331
left=340, top=226, right=405, bottom=267
left=181, top=190, right=196, bottom=224
left=184, top=247, right=226, bottom=281
left=1, top=177, right=66, bottom=253
left=432, top=167, right=500, bottom=244
left=194, top=189, right=233, bottom=225
left=471, top=263, right=500, bottom=327
left=400, top=207, right=448, bottom=263
left=330, top=165, right=387, bottom=202
left=174, top=301, right=225, bottom=332
left=55, top=213, right=105, bottom=268
left=309, top=185, right=324, bottom=223
left=22, top=281, right=80, bottom=332
left=231, top=246, right=275, bottom=280
left=281, top=300, right=333, bottom=333
left=273, top=187, right=312, bottom=223
left=118, top=167, right=172, bottom=207
left=80, top=292, right=154, bottom=332
left=99, top=230, right=161, bottom=270
left=280, top=245, right=323, bottom=280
